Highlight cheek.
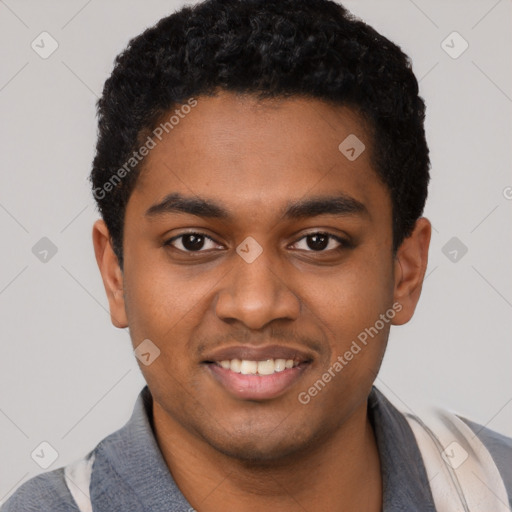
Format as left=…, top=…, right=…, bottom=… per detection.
left=124, top=242, right=201, bottom=323
left=308, top=258, right=392, bottom=325
left=122, top=267, right=202, bottom=398
left=121, top=259, right=190, bottom=352
left=294, top=263, right=393, bottom=415
left=300, top=256, right=394, bottom=365
left=122, top=254, right=222, bottom=370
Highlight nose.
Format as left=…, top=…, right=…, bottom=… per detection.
left=214, top=243, right=301, bottom=330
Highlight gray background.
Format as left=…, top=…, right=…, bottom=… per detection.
left=0, top=0, right=511, bottom=504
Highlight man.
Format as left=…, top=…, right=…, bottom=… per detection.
left=3, top=0, right=511, bottom=511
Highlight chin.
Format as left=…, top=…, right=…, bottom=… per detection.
left=213, top=440, right=303, bottom=464
left=200, top=423, right=323, bottom=465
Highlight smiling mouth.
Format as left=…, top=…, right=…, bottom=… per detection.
left=210, top=358, right=305, bottom=375
left=203, top=356, right=312, bottom=400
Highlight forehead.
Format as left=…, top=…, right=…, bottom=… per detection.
left=128, top=91, right=390, bottom=226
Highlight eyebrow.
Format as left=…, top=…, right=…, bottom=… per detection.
left=145, top=192, right=369, bottom=220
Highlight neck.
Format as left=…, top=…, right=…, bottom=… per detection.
left=152, top=398, right=382, bottom=512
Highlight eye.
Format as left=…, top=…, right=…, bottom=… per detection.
left=164, top=231, right=351, bottom=255
left=164, top=232, right=223, bottom=252
left=290, top=232, right=350, bottom=252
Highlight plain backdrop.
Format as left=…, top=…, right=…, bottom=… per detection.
left=0, top=0, right=511, bottom=504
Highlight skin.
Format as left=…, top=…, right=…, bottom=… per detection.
left=93, top=91, right=431, bottom=511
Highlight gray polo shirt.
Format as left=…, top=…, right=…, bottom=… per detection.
left=2, top=385, right=511, bottom=511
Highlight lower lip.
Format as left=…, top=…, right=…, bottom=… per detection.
left=206, top=363, right=309, bottom=400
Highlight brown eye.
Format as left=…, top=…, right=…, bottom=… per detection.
left=305, top=233, right=329, bottom=251
left=164, top=232, right=221, bottom=252
left=291, top=232, right=349, bottom=252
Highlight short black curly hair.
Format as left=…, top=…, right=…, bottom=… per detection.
left=90, top=0, right=430, bottom=270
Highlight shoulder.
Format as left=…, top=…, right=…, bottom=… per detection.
left=406, top=406, right=512, bottom=509
left=459, top=415, right=512, bottom=452
left=0, top=467, right=78, bottom=512
left=458, top=416, right=512, bottom=493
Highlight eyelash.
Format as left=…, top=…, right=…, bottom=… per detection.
left=164, top=231, right=351, bottom=254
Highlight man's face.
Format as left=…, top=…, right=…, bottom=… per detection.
left=114, top=92, right=402, bottom=460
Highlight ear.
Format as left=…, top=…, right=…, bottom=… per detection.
left=391, top=217, right=431, bottom=325
left=92, top=219, right=128, bottom=328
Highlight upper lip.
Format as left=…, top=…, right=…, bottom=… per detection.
left=202, top=344, right=314, bottom=363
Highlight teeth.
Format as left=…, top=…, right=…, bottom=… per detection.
left=240, top=360, right=258, bottom=375
left=230, top=359, right=241, bottom=373
left=274, top=359, right=287, bottom=371
left=257, top=360, right=275, bottom=375
left=217, top=358, right=299, bottom=375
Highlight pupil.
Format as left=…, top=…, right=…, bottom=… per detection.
left=307, top=233, right=328, bottom=251
left=183, top=234, right=204, bottom=251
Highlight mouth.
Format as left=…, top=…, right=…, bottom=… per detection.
left=214, top=357, right=302, bottom=375
left=202, top=345, right=313, bottom=401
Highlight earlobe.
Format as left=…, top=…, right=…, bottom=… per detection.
left=92, top=219, right=129, bottom=328
left=391, top=217, right=431, bottom=326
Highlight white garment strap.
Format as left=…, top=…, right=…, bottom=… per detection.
left=403, top=407, right=509, bottom=512
left=64, top=453, right=95, bottom=512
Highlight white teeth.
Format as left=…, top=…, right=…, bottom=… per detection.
left=257, top=359, right=275, bottom=375
left=274, top=359, right=286, bottom=372
left=240, top=360, right=258, bottom=375
left=230, top=359, right=241, bottom=373
left=217, top=358, right=298, bottom=375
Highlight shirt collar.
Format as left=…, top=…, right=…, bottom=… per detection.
left=90, top=386, right=192, bottom=511
left=92, top=385, right=436, bottom=511
left=368, top=386, right=437, bottom=511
